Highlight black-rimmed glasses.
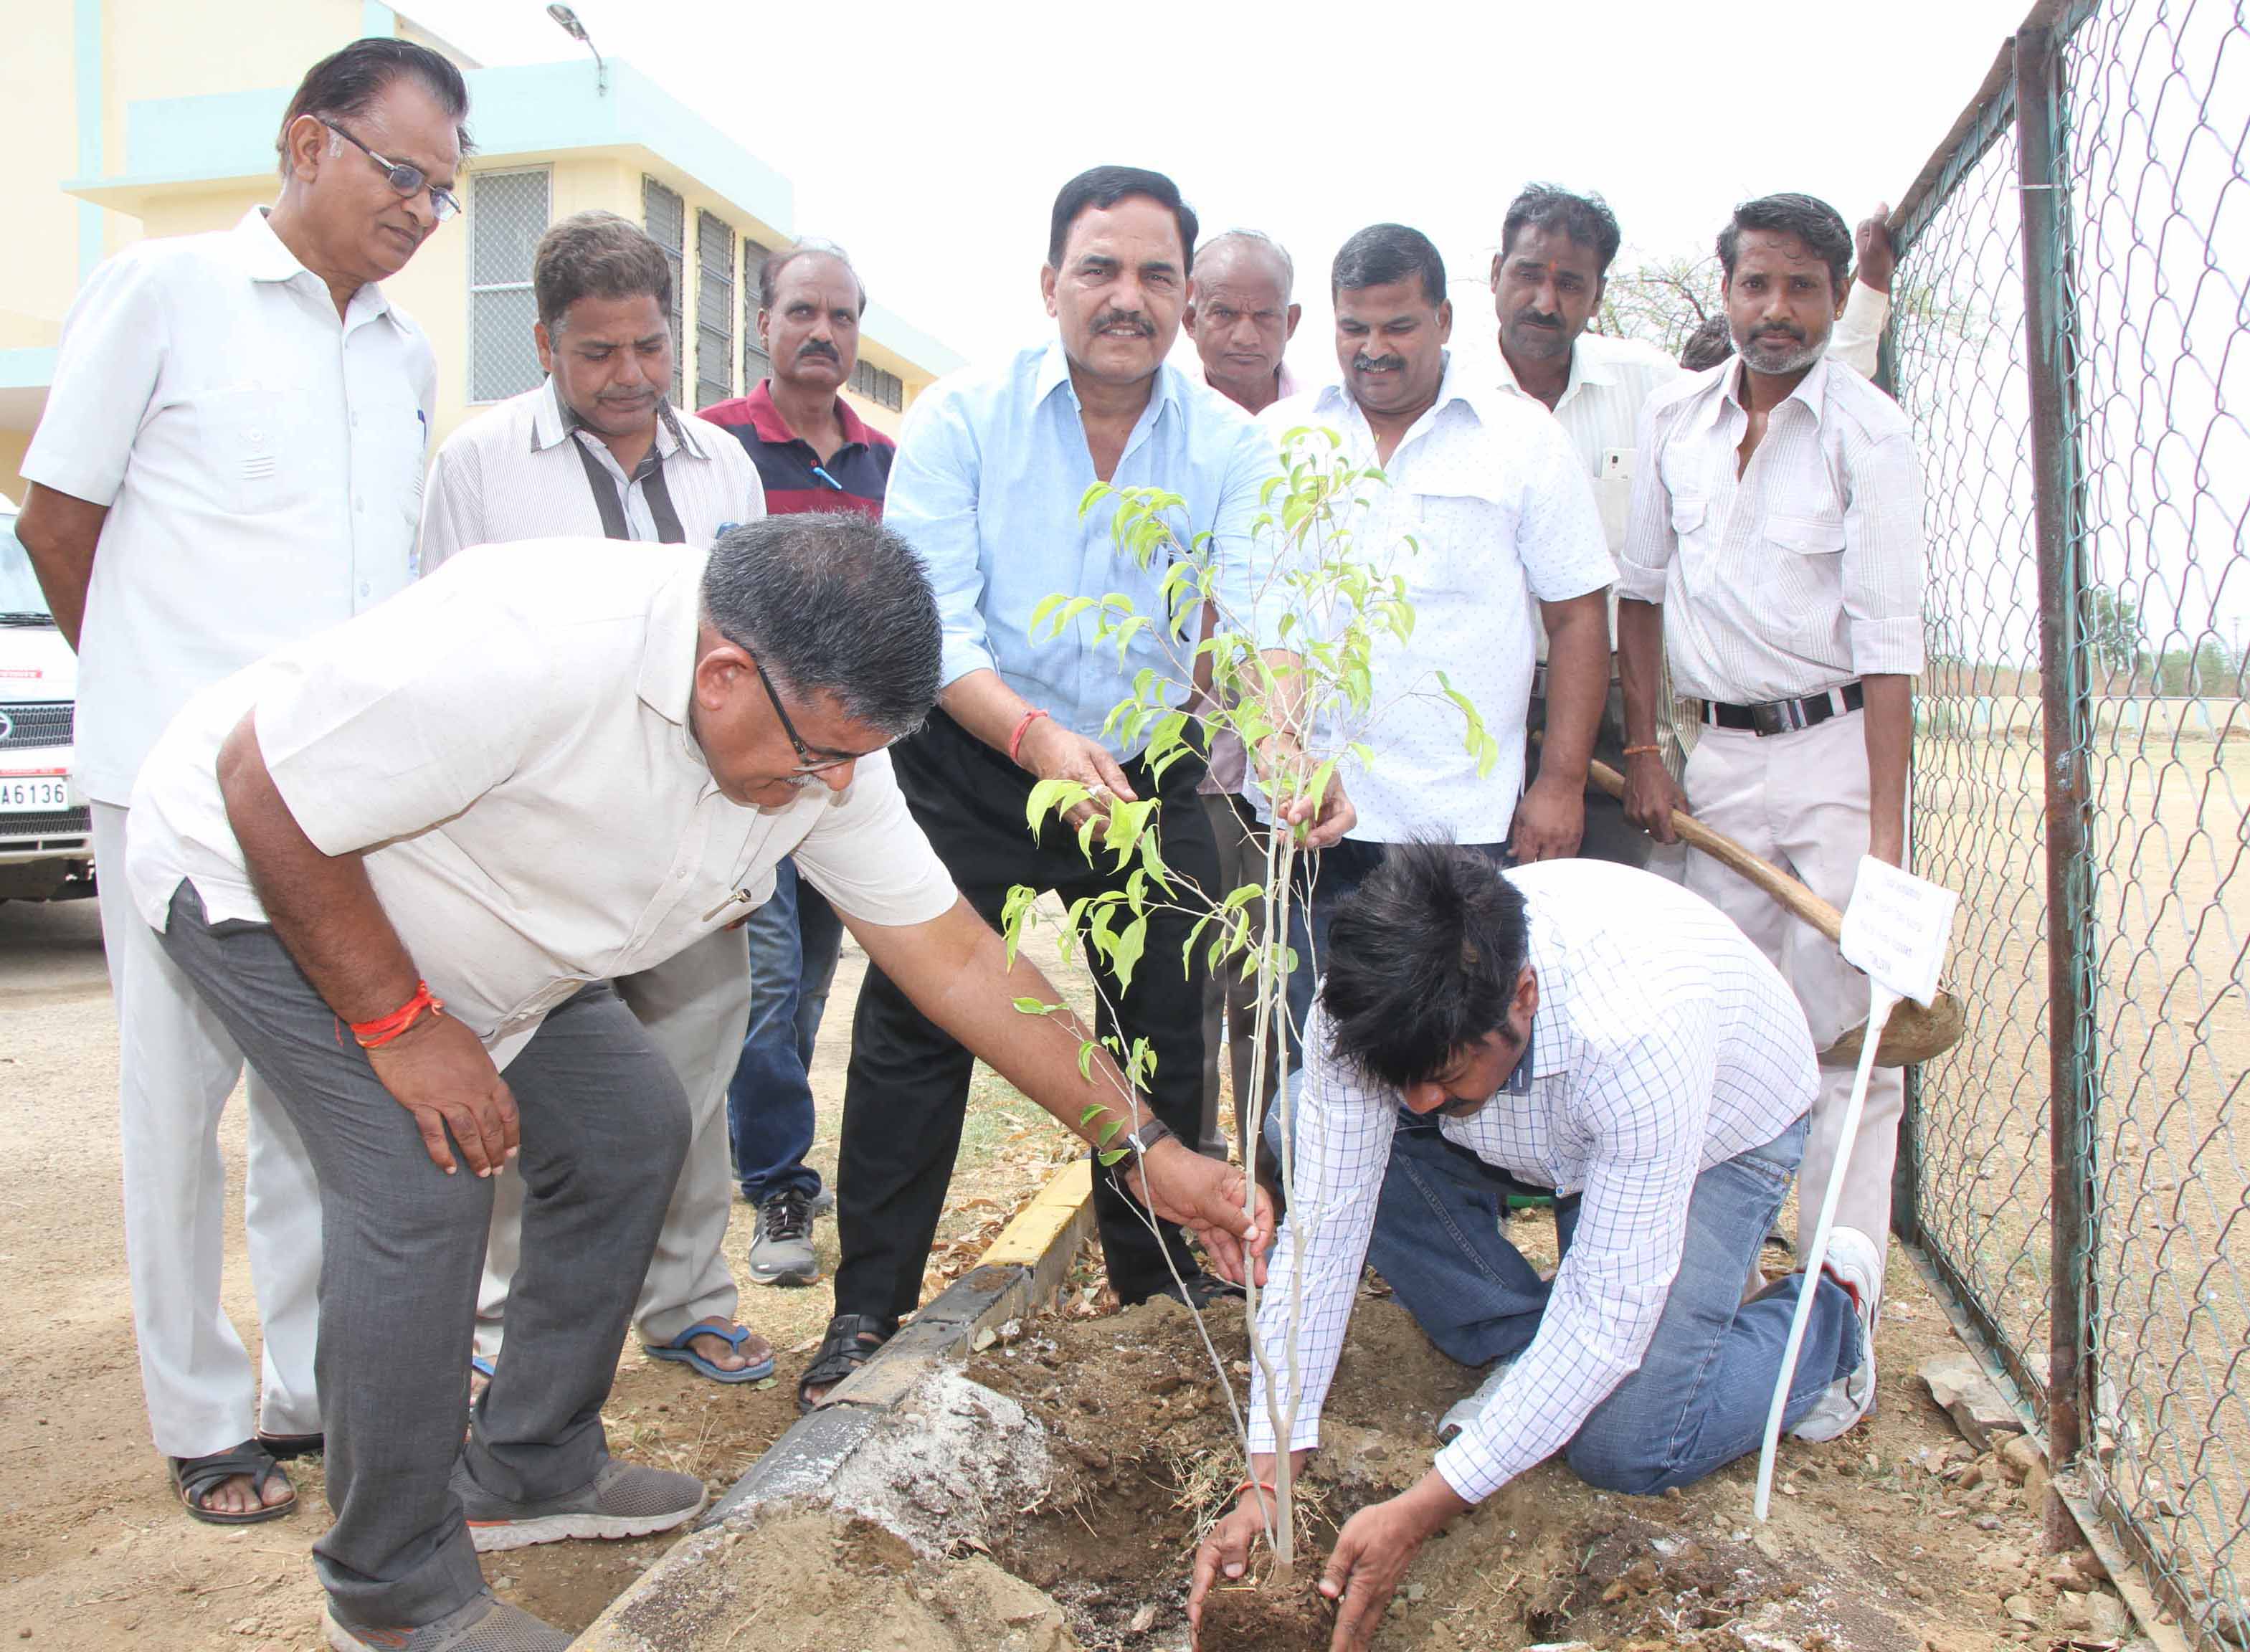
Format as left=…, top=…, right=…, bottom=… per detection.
left=318, top=118, right=460, bottom=222
left=749, top=655, right=865, bottom=776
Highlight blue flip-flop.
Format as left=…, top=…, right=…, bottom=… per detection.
left=642, top=1324, right=776, bottom=1384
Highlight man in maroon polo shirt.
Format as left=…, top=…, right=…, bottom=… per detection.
left=698, top=242, right=895, bottom=1288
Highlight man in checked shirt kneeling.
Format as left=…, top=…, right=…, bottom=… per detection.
left=1189, top=845, right=1877, bottom=1651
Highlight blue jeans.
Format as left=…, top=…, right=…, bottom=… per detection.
left=726, top=858, right=844, bottom=1205
left=1271, top=1108, right=1861, bottom=1494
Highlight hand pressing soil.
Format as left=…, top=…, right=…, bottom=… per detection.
left=1197, top=1556, right=1338, bottom=1651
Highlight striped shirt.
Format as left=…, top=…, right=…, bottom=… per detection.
left=417, top=378, right=766, bottom=569
left=698, top=381, right=893, bottom=518
left=1247, top=859, right=1819, bottom=1504
left=1615, top=354, right=1925, bottom=704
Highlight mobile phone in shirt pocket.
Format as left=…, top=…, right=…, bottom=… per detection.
left=195, top=386, right=315, bottom=516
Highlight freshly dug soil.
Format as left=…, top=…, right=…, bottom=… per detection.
left=968, top=1237, right=2135, bottom=1652
left=1197, top=1558, right=1337, bottom=1651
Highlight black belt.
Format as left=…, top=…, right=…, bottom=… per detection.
left=1701, top=680, right=1864, bottom=736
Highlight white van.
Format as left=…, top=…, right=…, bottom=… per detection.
left=0, top=494, right=94, bottom=902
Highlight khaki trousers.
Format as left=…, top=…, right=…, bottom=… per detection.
left=1679, top=711, right=1904, bottom=1250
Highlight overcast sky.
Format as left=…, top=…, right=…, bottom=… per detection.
left=411, top=0, right=2035, bottom=378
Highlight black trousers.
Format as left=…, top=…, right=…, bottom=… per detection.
left=1524, top=681, right=1652, bottom=869
left=835, top=711, right=1221, bottom=1320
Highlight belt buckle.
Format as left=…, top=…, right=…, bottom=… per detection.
left=1750, top=699, right=1795, bottom=737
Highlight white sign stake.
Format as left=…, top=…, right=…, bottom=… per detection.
left=1755, top=856, right=1960, bottom=1522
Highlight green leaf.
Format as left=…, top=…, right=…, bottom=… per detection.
left=1077, top=1042, right=1096, bottom=1080
left=1109, top=915, right=1147, bottom=993
left=1080, top=1103, right=1106, bottom=1127
left=1012, top=995, right=1051, bottom=1015
left=1097, top=1148, right=1128, bottom=1167
left=1098, top=1118, right=1121, bottom=1145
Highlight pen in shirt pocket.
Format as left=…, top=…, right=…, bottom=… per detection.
left=810, top=463, right=845, bottom=491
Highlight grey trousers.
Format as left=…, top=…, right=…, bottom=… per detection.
left=157, top=883, right=690, bottom=1630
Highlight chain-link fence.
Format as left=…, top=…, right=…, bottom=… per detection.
left=1889, top=0, right=2249, bottom=1641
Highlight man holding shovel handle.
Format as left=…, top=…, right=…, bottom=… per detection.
left=1615, top=191, right=1927, bottom=1330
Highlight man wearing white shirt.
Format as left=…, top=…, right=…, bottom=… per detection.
left=125, top=520, right=1272, bottom=1651
left=1261, top=223, right=1613, bottom=1057
left=419, top=209, right=773, bottom=1388
left=1491, top=184, right=1894, bottom=870
left=1189, top=848, right=1878, bottom=1646
left=1180, top=228, right=1304, bottom=1154
left=1618, top=192, right=1927, bottom=1289
left=15, top=39, right=467, bottom=1525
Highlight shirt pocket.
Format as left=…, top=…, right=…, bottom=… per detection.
left=1668, top=494, right=1712, bottom=579
left=1408, top=492, right=1511, bottom=601
left=1766, top=511, right=1848, bottom=647
left=194, top=386, right=317, bottom=517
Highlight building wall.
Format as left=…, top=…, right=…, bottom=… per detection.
left=0, top=0, right=945, bottom=499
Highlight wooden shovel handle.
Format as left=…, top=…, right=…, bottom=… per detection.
left=1585, top=757, right=1845, bottom=944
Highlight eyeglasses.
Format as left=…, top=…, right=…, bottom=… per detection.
left=749, top=655, right=865, bottom=776
left=318, top=118, right=460, bottom=222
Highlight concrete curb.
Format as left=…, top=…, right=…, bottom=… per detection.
left=573, top=1156, right=1097, bottom=1646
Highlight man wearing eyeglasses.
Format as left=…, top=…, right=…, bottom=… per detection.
left=124, top=516, right=1271, bottom=1652
left=419, top=209, right=773, bottom=1392
left=15, top=38, right=467, bottom=1529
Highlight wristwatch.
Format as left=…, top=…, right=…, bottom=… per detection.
left=1116, top=1118, right=1176, bottom=1157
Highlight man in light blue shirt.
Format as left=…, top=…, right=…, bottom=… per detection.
left=807, top=166, right=1345, bottom=1407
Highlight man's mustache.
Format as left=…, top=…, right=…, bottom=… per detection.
left=796, top=341, right=840, bottom=362
left=1353, top=353, right=1408, bottom=374
left=1091, top=310, right=1155, bottom=337
left=1752, top=325, right=1808, bottom=346
left=1513, top=308, right=1564, bottom=330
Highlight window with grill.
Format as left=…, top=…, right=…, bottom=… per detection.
left=642, top=177, right=686, bottom=404
left=467, top=168, right=551, bottom=403
left=848, top=360, right=904, bottom=412
left=741, top=237, right=774, bottom=388
left=695, top=211, right=735, bottom=409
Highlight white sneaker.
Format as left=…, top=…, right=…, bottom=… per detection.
left=1788, top=1225, right=1884, bottom=1442
left=1437, top=1357, right=1516, bottom=1444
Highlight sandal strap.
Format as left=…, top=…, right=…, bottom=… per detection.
left=174, top=1440, right=283, bottom=1502
left=799, top=1314, right=895, bottom=1392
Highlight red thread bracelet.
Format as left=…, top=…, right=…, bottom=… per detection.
left=351, top=980, right=445, bottom=1050
left=1008, top=707, right=1050, bottom=766
left=1232, top=1478, right=1281, bottom=1506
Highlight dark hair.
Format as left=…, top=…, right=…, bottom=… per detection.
left=1321, top=843, right=1529, bottom=1091
left=1331, top=224, right=1447, bottom=308
left=1501, top=183, right=1623, bottom=276
left=757, top=239, right=868, bottom=316
left=701, top=516, right=941, bottom=738
left=1047, top=166, right=1199, bottom=272
left=1716, top=193, right=1851, bottom=295
left=534, top=212, right=672, bottom=335
left=1679, top=311, right=1735, bottom=373
left=277, top=37, right=473, bottom=166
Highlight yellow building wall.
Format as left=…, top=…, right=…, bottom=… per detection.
left=0, top=0, right=103, bottom=341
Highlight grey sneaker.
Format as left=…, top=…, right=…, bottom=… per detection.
left=749, top=1187, right=820, bottom=1286
left=1438, top=1357, right=1516, bottom=1444
left=455, top=1457, right=708, bottom=1552
left=810, top=1185, right=836, bottom=1217
left=326, top=1590, right=571, bottom=1651
left=1788, top=1224, right=1883, bottom=1442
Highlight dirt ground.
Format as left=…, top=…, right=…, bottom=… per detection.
left=971, top=1264, right=2142, bottom=1652
left=0, top=896, right=1078, bottom=1650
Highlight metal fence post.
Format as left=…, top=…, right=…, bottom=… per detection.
left=2012, top=19, right=2093, bottom=1514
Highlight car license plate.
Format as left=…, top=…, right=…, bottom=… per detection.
left=0, top=775, right=70, bottom=812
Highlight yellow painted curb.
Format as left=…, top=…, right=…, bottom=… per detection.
left=980, top=1159, right=1093, bottom=1270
